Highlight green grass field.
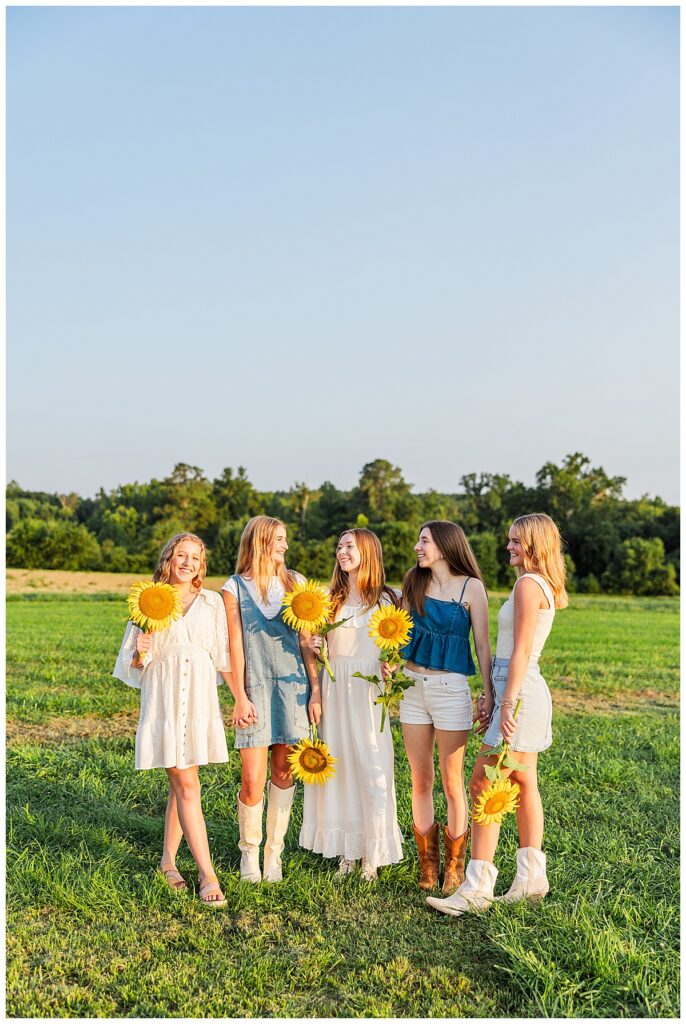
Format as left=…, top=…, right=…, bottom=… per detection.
left=6, top=592, right=680, bottom=1017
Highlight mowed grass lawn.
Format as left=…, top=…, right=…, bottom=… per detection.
left=6, top=589, right=680, bottom=1018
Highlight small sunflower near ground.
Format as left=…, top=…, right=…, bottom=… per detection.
left=288, top=731, right=336, bottom=785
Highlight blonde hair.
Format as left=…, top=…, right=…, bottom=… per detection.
left=329, top=528, right=399, bottom=621
left=153, top=533, right=206, bottom=591
left=235, top=516, right=297, bottom=603
left=511, top=513, right=568, bottom=609
left=403, top=520, right=484, bottom=617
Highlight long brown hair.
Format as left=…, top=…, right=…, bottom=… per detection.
left=153, top=532, right=206, bottom=592
left=511, top=513, right=569, bottom=609
left=329, top=528, right=398, bottom=620
left=235, top=515, right=297, bottom=603
left=403, top=520, right=483, bottom=616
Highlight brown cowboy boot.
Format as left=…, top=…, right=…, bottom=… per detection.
left=412, top=822, right=440, bottom=890
left=442, top=826, right=469, bottom=895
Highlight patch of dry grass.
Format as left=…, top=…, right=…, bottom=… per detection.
left=6, top=568, right=226, bottom=595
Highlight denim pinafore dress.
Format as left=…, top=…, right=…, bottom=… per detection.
left=233, top=575, right=311, bottom=749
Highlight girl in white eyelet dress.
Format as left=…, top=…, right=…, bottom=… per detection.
left=113, top=533, right=231, bottom=907
left=299, top=529, right=403, bottom=881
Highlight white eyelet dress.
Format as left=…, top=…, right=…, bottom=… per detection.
left=112, top=589, right=230, bottom=770
left=299, top=599, right=404, bottom=869
left=482, top=573, right=556, bottom=754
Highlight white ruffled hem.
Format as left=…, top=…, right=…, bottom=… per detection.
left=299, top=824, right=404, bottom=868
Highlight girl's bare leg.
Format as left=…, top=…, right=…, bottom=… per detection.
left=166, top=766, right=223, bottom=901
left=160, top=785, right=184, bottom=879
left=269, top=744, right=295, bottom=788
left=402, top=723, right=437, bottom=833
left=239, top=747, right=269, bottom=804
left=435, top=729, right=470, bottom=836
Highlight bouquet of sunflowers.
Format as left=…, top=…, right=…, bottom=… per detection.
left=353, top=605, right=415, bottom=733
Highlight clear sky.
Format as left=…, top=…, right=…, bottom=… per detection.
left=7, top=6, right=679, bottom=503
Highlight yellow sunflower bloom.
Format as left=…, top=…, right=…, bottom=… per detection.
left=282, top=579, right=332, bottom=633
left=128, top=581, right=183, bottom=633
left=288, top=734, right=336, bottom=785
left=473, top=778, right=521, bottom=826
left=368, top=605, right=413, bottom=651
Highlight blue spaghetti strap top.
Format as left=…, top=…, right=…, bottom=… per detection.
left=402, top=577, right=476, bottom=675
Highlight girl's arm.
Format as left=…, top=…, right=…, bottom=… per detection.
left=222, top=590, right=258, bottom=726
left=500, top=577, right=544, bottom=741
left=467, top=582, right=493, bottom=731
left=299, top=631, right=322, bottom=725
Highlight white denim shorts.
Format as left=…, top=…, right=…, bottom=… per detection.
left=399, top=669, right=473, bottom=730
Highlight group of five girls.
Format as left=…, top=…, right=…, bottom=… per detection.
left=114, top=512, right=567, bottom=913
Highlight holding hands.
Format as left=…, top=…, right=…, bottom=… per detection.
left=473, top=691, right=494, bottom=734
left=232, top=695, right=258, bottom=730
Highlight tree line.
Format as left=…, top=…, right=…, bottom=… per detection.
left=6, top=453, right=679, bottom=595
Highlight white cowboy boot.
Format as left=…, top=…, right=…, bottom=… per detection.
left=237, top=794, right=263, bottom=883
left=426, top=859, right=498, bottom=917
left=263, top=783, right=295, bottom=882
left=499, top=847, right=549, bottom=902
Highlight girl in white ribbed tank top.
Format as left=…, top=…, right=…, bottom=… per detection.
left=427, top=513, right=568, bottom=918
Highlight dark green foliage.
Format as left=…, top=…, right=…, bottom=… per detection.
left=6, top=455, right=679, bottom=594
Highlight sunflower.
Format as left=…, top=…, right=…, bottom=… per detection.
left=368, top=606, right=413, bottom=651
left=288, top=733, right=336, bottom=785
left=282, top=580, right=332, bottom=633
left=473, top=778, right=521, bottom=826
left=128, top=581, right=183, bottom=633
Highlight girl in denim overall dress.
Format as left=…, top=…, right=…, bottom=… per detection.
left=221, top=516, right=321, bottom=883
left=427, top=513, right=567, bottom=917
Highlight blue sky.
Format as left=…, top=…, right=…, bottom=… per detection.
left=7, top=6, right=679, bottom=502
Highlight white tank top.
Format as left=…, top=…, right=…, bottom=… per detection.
left=495, top=573, right=556, bottom=660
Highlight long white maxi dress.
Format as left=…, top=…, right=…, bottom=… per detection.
left=112, top=588, right=230, bottom=770
left=299, top=600, right=404, bottom=868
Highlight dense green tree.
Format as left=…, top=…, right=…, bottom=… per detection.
left=602, top=537, right=679, bottom=596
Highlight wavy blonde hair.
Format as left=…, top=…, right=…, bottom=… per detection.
left=511, top=513, right=568, bottom=609
left=329, top=528, right=399, bottom=621
left=153, top=532, right=206, bottom=592
left=235, top=516, right=297, bottom=603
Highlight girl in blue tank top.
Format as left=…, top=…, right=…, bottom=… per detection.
left=394, top=521, right=492, bottom=896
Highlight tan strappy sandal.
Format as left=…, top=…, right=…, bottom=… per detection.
left=199, top=876, right=227, bottom=908
left=159, top=867, right=187, bottom=891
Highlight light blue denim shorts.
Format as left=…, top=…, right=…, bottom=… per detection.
left=482, top=657, right=552, bottom=753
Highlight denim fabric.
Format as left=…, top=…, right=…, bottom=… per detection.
left=233, top=575, right=310, bottom=748
left=482, top=656, right=553, bottom=753
left=402, top=597, right=476, bottom=676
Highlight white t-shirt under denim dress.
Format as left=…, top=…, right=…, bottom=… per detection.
left=482, top=572, right=556, bottom=753
left=112, top=589, right=230, bottom=770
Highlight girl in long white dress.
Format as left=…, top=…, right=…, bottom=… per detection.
left=299, top=528, right=404, bottom=881
left=113, top=532, right=231, bottom=907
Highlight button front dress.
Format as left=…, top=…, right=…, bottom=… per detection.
left=112, top=589, right=230, bottom=770
left=299, top=600, right=404, bottom=869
